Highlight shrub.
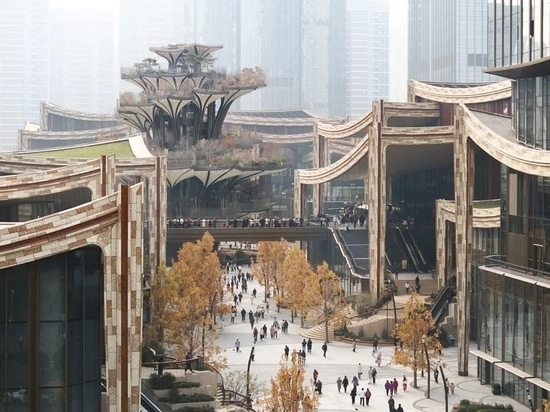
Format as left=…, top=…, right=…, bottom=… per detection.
left=176, top=406, right=215, bottom=412
left=357, top=328, right=365, bottom=339
left=148, top=372, right=176, bottom=389
left=174, top=381, right=200, bottom=389
left=160, top=393, right=215, bottom=403
left=492, top=383, right=502, bottom=395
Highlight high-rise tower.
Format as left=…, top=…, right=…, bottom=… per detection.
left=0, top=1, right=48, bottom=151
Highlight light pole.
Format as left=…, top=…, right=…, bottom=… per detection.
left=422, top=335, right=431, bottom=399
left=439, top=364, right=449, bottom=412
left=246, top=346, right=255, bottom=410
left=202, top=306, right=209, bottom=359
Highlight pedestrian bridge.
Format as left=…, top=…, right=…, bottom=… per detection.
left=166, top=226, right=330, bottom=261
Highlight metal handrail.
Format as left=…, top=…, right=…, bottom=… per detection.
left=484, top=254, right=550, bottom=280
left=328, top=227, right=368, bottom=278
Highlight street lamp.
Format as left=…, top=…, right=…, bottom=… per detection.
left=202, top=306, right=209, bottom=358
left=422, top=335, right=431, bottom=399
left=439, top=363, right=449, bottom=412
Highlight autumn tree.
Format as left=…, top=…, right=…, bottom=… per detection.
left=252, top=239, right=289, bottom=302
left=392, top=293, right=441, bottom=389
left=277, top=246, right=318, bottom=323
left=224, top=371, right=265, bottom=400
left=309, top=262, right=347, bottom=343
left=259, top=354, right=319, bottom=412
left=149, top=233, right=226, bottom=368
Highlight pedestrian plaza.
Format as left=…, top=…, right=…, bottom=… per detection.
left=216, top=265, right=530, bottom=412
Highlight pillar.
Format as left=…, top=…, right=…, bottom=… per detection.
left=367, top=101, right=387, bottom=299
left=454, top=105, right=474, bottom=376
left=149, top=156, right=167, bottom=275
left=293, top=172, right=306, bottom=219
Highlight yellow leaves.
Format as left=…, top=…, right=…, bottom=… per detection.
left=392, top=293, right=442, bottom=386
left=252, top=239, right=289, bottom=298
left=278, top=246, right=316, bottom=316
left=259, top=356, right=319, bottom=412
left=150, top=233, right=225, bottom=362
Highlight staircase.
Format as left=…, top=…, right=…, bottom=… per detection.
left=300, top=323, right=335, bottom=341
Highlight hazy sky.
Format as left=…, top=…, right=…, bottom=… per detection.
left=49, top=0, right=116, bottom=9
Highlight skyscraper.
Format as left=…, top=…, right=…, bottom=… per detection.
left=118, top=0, right=206, bottom=90
left=0, top=1, right=48, bottom=151
left=346, top=0, right=390, bottom=117
left=48, top=7, right=118, bottom=114
left=408, top=0, right=496, bottom=83
left=204, top=0, right=347, bottom=116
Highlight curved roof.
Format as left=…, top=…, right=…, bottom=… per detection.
left=408, top=80, right=512, bottom=104
left=166, top=165, right=288, bottom=188
left=41, top=101, right=118, bottom=125
left=18, top=134, right=153, bottom=159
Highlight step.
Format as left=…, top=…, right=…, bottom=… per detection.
left=300, top=323, right=334, bottom=342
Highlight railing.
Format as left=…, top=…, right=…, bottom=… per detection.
left=143, top=356, right=256, bottom=411
left=140, top=385, right=170, bottom=412
left=484, top=255, right=550, bottom=281
left=430, top=285, right=456, bottom=325
left=329, top=227, right=368, bottom=276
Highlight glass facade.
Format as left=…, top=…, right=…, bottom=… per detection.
left=487, top=0, right=550, bottom=70
left=0, top=247, right=103, bottom=411
left=515, top=75, right=550, bottom=150
left=476, top=270, right=550, bottom=406
left=409, top=0, right=496, bottom=82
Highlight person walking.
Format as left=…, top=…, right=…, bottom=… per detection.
left=184, top=351, right=193, bottom=374
left=235, top=339, right=241, bottom=353
left=241, top=308, right=246, bottom=322
left=373, top=336, right=379, bottom=352
left=450, top=381, right=455, bottom=395
left=336, top=377, right=342, bottom=393
left=433, top=368, right=439, bottom=383
left=396, top=403, right=404, bottom=412
left=359, top=387, right=365, bottom=406
left=350, top=386, right=357, bottom=405
left=365, top=387, right=372, bottom=406
left=376, top=351, right=382, bottom=366
left=307, top=338, right=313, bottom=353
left=284, top=345, right=289, bottom=360
left=302, top=339, right=307, bottom=352
left=402, top=375, right=408, bottom=392
left=388, top=396, right=395, bottom=412
left=352, top=338, right=357, bottom=352
left=313, top=369, right=319, bottom=384
left=368, top=366, right=373, bottom=384
left=357, top=363, right=363, bottom=379
left=321, top=342, right=328, bottom=357
left=385, top=380, right=391, bottom=396
left=342, top=376, right=349, bottom=393
left=393, top=377, right=399, bottom=394
left=372, top=367, right=378, bottom=384
left=405, top=281, right=410, bottom=294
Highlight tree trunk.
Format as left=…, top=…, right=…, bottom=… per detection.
left=325, top=319, right=329, bottom=343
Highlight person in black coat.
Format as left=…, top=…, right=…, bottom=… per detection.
left=342, top=375, right=349, bottom=393
left=350, top=386, right=357, bottom=405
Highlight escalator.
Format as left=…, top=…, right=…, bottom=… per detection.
left=430, top=285, right=456, bottom=325
left=387, top=224, right=413, bottom=271
left=402, top=226, right=427, bottom=269
left=395, top=225, right=421, bottom=272
left=141, top=393, right=162, bottom=412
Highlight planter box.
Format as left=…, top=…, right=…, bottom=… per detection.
left=169, top=400, right=218, bottom=411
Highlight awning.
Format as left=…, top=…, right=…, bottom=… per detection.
left=469, top=350, right=501, bottom=364
left=494, top=362, right=533, bottom=380
left=526, top=377, right=550, bottom=392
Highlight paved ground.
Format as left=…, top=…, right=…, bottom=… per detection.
left=216, top=265, right=529, bottom=412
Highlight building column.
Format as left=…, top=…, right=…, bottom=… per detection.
left=454, top=106, right=474, bottom=376
left=435, top=200, right=446, bottom=289
left=367, top=101, right=386, bottom=299
left=312, top=125, right=329, bottom=215
left=293, top=172, right=306, bottom=218
left=106, top=184, right=144, bottom=411
left=99, top=155, right=116, bottom=198
left=149, top=156, right=167, bottom=275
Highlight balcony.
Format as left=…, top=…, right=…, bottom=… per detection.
left=482, top=255, right=550, bottom=285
